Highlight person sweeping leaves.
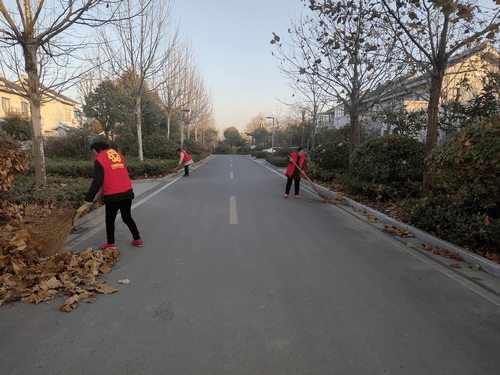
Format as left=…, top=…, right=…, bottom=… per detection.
left=284, top=147, right=307, bottom=199
left=84, top=141, right=143, bottom=249
left=177, top=148, right=193, bottom=176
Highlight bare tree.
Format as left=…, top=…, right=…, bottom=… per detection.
left=156, top=41, right=191, bottom=139
left=99, top=0, right=179, bottom=161
left=0, top=0, right=122, bottom=184
left=272, top=1, right=399, bottom=157
left=379, top=0, right=500, bottom=191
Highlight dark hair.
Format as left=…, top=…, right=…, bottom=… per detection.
left=91, top=141, right=110, bottom=153
left=297, top=147, right=304, bottom=152
left=176, top=148, right=182, bottom=152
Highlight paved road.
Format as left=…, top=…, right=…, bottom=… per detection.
left=1, top=155, right=499, bottom=375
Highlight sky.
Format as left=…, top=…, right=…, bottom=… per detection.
left=171, top=0, right=310, bottom=134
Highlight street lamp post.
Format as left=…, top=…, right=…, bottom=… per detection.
left=180, top=109, right=190, bottom=149
left=266, top=117, right=275, bottom=154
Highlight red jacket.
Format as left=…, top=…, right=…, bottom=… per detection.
left=286, top=152, right=306, bottom=179
left=179, top=150, right=192, bottom=163
left=95, top=149, right=133, bottom=196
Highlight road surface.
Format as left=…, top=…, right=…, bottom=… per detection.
left=1, top=155, right=499, bottom=375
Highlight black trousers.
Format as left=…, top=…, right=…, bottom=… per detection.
left=285, top=177, right=301, bottom=195
left=184, top=165, right=189, bottom=176
left=105, top=198, right=140, bottom=244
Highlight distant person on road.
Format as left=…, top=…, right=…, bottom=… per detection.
left=284, top=147, right=307, bottom=199
left=177, top=148, right=193, bottom=177
left=84, top=141, right=143, bottom=249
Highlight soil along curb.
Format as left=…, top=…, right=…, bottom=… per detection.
left=309, top=181, right=500, bottom=279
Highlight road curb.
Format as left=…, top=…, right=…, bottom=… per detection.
left=260, top=158, right=500, bottom=279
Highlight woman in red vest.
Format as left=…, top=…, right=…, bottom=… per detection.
left=84, top=142, right=143, bottom=249
left=285, top=147, right=307, bottom=199
left=177, top=148, right=193, bottom=176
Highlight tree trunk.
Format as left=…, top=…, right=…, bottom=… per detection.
left=24, top=42, right=46, bottom=185
left=167, top=113, right=171, bottom=139
left=423, top=72, right=445, bottom=193
left=136, top=96, right=143, bottom=161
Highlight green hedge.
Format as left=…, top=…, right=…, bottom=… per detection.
left=350, top=135, right=425, bottom=187
left=309, top=141, right=350, bottom=173
left=404, top=118, right=500, bottom=251
left=265, top=154, right=289, bottom=167
left=5, top=175, right=92, bottom=210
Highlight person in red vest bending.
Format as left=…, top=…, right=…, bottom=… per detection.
left=84, top=141, right=143, bottom=249
left=284, top=147, right=307, bottom=199
left=177, top=148, right=193, bottom=177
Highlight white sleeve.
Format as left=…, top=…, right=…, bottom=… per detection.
left=179, top=153, right=184, bottom=164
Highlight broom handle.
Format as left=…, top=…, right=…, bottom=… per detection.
left=290, top=157, right=312, bottom=182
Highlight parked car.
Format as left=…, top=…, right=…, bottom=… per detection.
left=262, top=147, right=280, bottom=154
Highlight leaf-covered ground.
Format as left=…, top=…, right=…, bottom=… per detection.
left=0, top=201, right=119, bottom=312
left=318, top=179, right=500, bottom=264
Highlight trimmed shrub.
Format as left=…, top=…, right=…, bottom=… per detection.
left=309, top=141, right=350, bottom=172
left=143, top=133, right=179, bottom=159
left=253, top=151, right=266, bottom=158
left=183, top=139, right=205, bottom=156
left=215, top=143, right=232, bottom=154
left=1, top=112, right=32, bottom=141
left=237, top=146, right=252, bottom=155
left=351, top=135, right=425, bottom=187
left=405, top=118, right=500, bottom=252
left=275, top=147, right=293, bottom=158
left=265, top=154, right=288, bottom=167
left=6, top=174, right=92, bottom=209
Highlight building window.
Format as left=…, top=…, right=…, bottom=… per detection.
left=21, top=102, right=28, bottom=115
left=2, top=97, right=10, bottom=112
left=65, top=109, right=71, bottom=123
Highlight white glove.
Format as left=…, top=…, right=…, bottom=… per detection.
left=85, top=201, right=93, bottom=208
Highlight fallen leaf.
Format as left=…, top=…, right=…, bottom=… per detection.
left=406, top=243, right=417, bottom=248
left=118, top=279, right=131, bottom=284
left=93, top=283, right=118, bottom=295
left=470, top=264, right=480, bottom=271
left=473, top=277, right=483, bottom=281
left=450, top=264, right=462, bottom=269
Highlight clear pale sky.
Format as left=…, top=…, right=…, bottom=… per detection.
left=172, top=0, right=310, bottom=134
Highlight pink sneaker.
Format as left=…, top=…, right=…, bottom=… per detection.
left=132, top=239, right=144, bottom=247
left=284, top=194, right=289, bottom=198
left=295, top=195, right=300, bottom=199
left=100, top=243, right=116, bottom=249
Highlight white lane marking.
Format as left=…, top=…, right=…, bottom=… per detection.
left=230, top=196, right=238, bottom=224
left=230, top=172, right=234, bottom=179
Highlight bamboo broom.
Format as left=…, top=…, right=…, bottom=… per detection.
left=34, top=192, right=102, bottom=257
left=289, top=158, right=336, bottom=202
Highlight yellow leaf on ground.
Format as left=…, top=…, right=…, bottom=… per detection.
left=94, top=283, right=118, bottom=295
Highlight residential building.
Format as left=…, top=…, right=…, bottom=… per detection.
left=0, top=75, right=80, bottom=136
left=318, top=42, right=500, bottom=140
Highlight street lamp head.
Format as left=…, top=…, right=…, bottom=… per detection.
left=182, top=109, right=190, bottom=113
left=266, top=116, right=273, bottom=120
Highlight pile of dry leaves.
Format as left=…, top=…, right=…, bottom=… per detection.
left=0, top=201, right=120, bottom=312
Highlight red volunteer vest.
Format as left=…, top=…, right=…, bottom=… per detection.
left=95, top=149, right=133, bottom=196
left=179, top=150, right=192, bottom=162
left=286, top=152, right=306, bottom=178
